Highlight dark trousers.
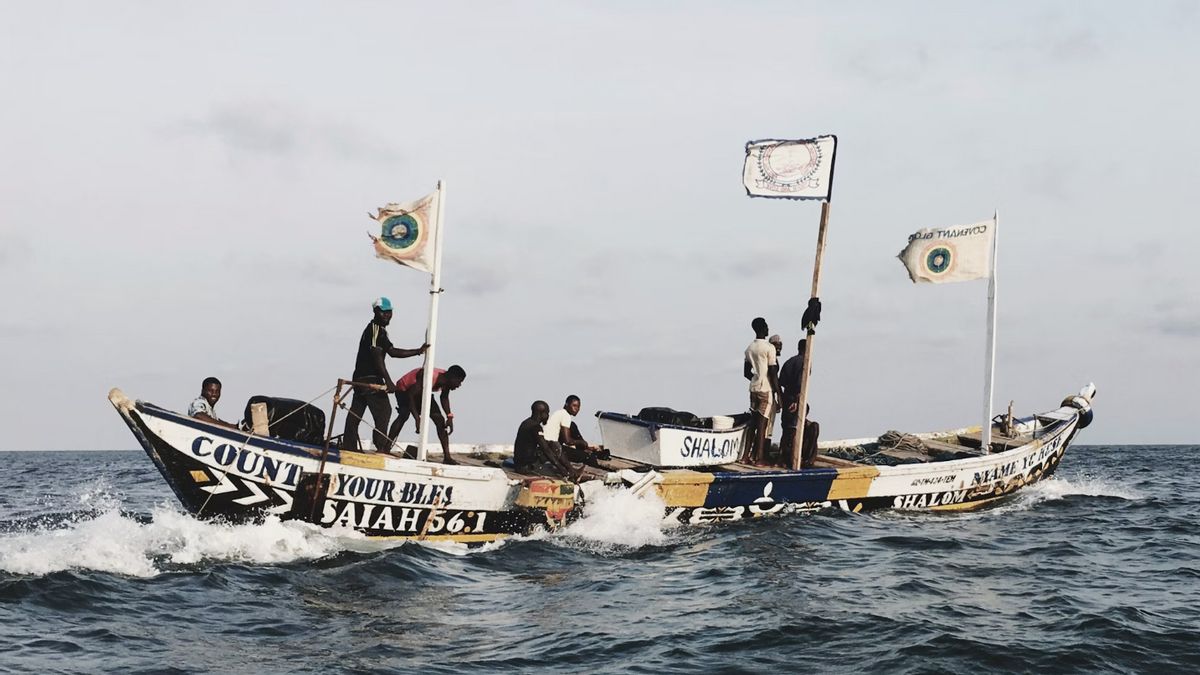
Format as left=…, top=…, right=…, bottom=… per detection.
left=801, top=420, right=820, bottom=468
left=393, top=392, right=444, bottom=431
left=782, top=419, right=821, bottom=468
left=342, top=389, right=391, bottom=451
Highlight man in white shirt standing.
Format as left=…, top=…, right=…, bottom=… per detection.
left=742, top=318, right=781, bottom=465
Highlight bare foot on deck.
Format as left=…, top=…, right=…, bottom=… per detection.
left=442, top=456, right=458, bottom=466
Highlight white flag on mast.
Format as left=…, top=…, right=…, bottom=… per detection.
left=743, top=135, right=837, bottom=200
left=369, top=188, right=440, bottom=274
left=897, top=217, right=995, bottom=284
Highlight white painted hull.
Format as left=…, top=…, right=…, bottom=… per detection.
left=596, top=412, right=749, bottom=467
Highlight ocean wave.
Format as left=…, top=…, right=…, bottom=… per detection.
left=0, top=485, right=399, bottom=578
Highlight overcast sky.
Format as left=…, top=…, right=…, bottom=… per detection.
left=2, top=1, right=1197, bottom=450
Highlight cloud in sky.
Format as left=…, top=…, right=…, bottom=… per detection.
left=172, top=102, right=403, bottom=165
left=1157, top=315, right=1200, bottom=338
left=2, top=1, right=1197, bottom=449
left=844, top=44, right=932, bottom=85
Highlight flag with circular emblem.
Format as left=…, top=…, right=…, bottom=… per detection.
left=369, top=189, right=439, bottom=273
left=897, top=218, right=995, bottom=284
left=743, top=135, right=837, bottom=201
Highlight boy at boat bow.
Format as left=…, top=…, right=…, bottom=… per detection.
left=188, top=377, right=241, bottom=431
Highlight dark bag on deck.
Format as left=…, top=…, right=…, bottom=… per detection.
left=636, top=406, right=702, bottom=428
left=242, top=396, right=326, bottom=446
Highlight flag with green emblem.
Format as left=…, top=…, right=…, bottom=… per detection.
left=369, top=189, right=440, bottom=274
left=897, top=217, right=995, bottom=284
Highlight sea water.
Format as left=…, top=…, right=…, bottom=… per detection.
left=1, top=447, right=1197, bottom=673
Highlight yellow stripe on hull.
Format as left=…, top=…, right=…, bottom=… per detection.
left=655, top=471, right=715, bottom=507
left=827, top=466, right=880, bottom=500
left=338, top=452, right=387, bottom=470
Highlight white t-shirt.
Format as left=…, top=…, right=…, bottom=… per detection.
left=745, top=338, right=777, bottom=393
left=542, top=408, right=574, bottom=442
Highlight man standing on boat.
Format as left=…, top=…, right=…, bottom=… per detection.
left=188, top=377, right=241, bottom=431
left=341, top=297, right=427, bottom=453
left=743, top=317, right=781, bottom=465
left=386, top=364, right=466, bottom=464
left=779, top=339, right=809, bottom=467
left=766, top=334, right=784, bottom=453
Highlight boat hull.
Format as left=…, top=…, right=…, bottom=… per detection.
left=111, top=386, right=1092, bottom=543
left=637, top=404, right=1083, bottom=525
left=109, top=390, right=574, bottom=544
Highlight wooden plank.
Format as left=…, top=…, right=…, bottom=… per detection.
left=814, top=454, right=860, bottom=468
left=955, top=431, right=1027, bottom=451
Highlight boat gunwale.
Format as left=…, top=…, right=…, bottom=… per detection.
left=127, top=397, right=513, bottom=484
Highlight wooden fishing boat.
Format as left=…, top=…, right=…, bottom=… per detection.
left=107, top=388, right=576, bottom=544
left=109, top=143, right=1098, bottom=544
left=587, top=384, right=1095, bottom=522
left=108, top=383, right=1095, bottom=544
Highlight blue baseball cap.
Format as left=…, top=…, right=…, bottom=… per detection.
left=372, top=297, right=393, bottom=311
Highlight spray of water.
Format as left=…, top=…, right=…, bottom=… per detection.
left=1018, top=475, right=1144, bottom=502
left=0, top=485, right=398, bottom=578
left=555, top=484, right=674, bottom=552
left=951, top=475, right=1146, bottom=520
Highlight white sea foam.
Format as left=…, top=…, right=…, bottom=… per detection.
left=1021, top=475, right=1144, bottom=502
left=0, top=492, right=395, bottom=578
left=970, top=475, right=1145, bottom=518
left=416, top=537, right=514, bottom=556
left=555, top=485, right=674, bottom=551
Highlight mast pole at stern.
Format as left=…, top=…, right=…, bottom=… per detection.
left=791, top=200, right=831, bottom=471
left=980, top=210, right=999, bottom=454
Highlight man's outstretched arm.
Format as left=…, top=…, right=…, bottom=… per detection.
left=388, top=343, right=428, bottom=359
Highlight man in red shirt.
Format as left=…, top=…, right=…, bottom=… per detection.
left=386, top=364, right=466, bottom=464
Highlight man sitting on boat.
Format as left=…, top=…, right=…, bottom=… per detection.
left=742, top=317, right=781, bottom=465
left=514, top=400, right=582, bottom=481
left=188, top=376, right=241, bottom=431
left=544, top=395, right=606, bottom=465
left=386, top=364, right=466, bottom=465
left=341, top=297, right=428, bottom=453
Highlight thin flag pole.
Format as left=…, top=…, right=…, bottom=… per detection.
left=416, top=180, right=447, bottom=462
left=980, top=210, right=999, bottom=453
left=791, top=200, right=831, bottom=471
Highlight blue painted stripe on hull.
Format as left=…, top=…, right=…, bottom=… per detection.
left=138, top=403, right=337, bottom=463
left=704, top=468, right=840, bottom=508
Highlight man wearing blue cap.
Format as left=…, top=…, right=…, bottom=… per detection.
left=341, top=297, right=427, bottom=452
